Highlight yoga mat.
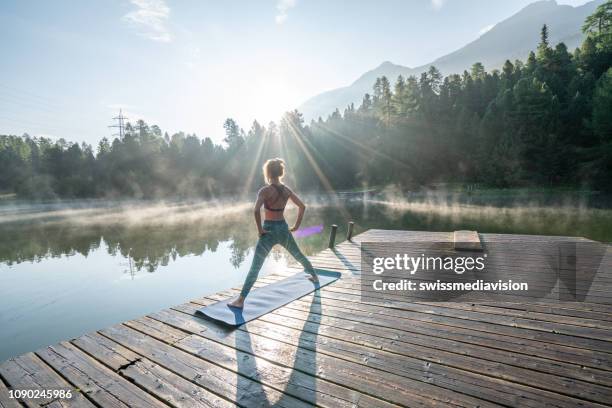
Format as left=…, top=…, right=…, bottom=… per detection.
left=196, top=269, right=341, bottom=326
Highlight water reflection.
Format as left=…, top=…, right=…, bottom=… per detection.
left=1, top=195, right=611, bottom=272
left=0, top=201, right=330, bottom=272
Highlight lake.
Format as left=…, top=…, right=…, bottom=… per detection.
left=1, top=190, right=611, bottom=362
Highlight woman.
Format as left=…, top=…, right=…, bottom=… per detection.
left=229, top=158, right=318, bottom=309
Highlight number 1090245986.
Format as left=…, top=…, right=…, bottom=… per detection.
left=9, top=389, right=73, bottom=400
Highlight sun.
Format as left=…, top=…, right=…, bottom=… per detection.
left=242, top=72, right=301, bottom=124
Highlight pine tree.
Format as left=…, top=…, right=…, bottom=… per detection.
left=583, top=0, right=612, bottom=48
left=502, top=60, right=514, bottom=80
left=379, top=76, right=394, bottom=124
left=373, top=78, right=383, bottom=103
left=392, top=75, right=407, bottom=115
left=526, top=51, right=537, bottom=74
left=223, top=118, right=244, bottom=151
left=471, top=62, right=486, bottom=80
left=537, top=24, right=553, bottom=66
left=360, top=93, right=373, bottom=113
left=592, top=68, right=612, bottom=139
left=427, top=66, right=442, bottom=94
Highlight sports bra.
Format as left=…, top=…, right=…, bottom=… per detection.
left=264, top=184, right=288, bottom=212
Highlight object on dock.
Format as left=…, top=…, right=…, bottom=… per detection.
left=453, top=230, right=483, bottom=251
left=328, top=224, right=338, bottom=248
left=347, top=221, right=355, bottom=241
left=196, top=269, right=341, bottom=326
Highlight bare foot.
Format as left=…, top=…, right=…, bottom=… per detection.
left=308, top=274, right=319, bottom=283
left=228, top=297, right=245, bottom=309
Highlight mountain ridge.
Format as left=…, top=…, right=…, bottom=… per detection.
left=298, top=0, right=604, bottom=121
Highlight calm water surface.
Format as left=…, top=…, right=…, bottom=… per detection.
left=1, top=192, right=611, bottom=361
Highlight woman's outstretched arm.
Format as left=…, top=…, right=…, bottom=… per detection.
left=288, top=191, right=306, bottom=232
left=253, top=192, right=266, bottom=236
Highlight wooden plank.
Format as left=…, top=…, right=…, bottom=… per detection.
left=0, top=353, right=92, bottom=408
left=36, top=342, right=168, bottom=408
left=248, top=278, right=612, bottom=350
left=321, top=276, right=612, bottom=306
left=183, top=297, right=612, bottom=388
left=257, top=304, right=612, bottom=382
left=123, top=317, right=190, bottom=345
left=0, top=380, right=22, bottom=408
left=454, top=230, right=483, bottom=251
left=107, top=321, right=411, bottom=408
left=166, top=300, right=609, bottom=408
left=270, top=269, right=612, bottom=327
left=202, top=284, right=612, bottom=373
left=413, top=301, right=612, bottom=329
left=476, top=302, right=612, bottom=322
left=131, top=315, right=427, bottom=408
left=98, top=324, right=322, bottom=408
left=341, top=234, right=604, bottom=250
left=149, top=315, right=497, bottom=408
left=264, top=273, right=612, bottom=328
left=217, top=289, right=612, bottom=358
left=329, top=282, right=612, bottom=323
left=270, top=274, right=612, bottom=332
left=121, top=360, right=235, bottom=408
left=359, top=230, right=588, bottom=242
left=270, top=296, right=612, bottom=370
left=287, top=265, right=612, bottom=316
left=71, top=333, right=235, bottom=408
left=185, top=295, right=612, bottom=406
left=330, top=234, right=609, bottom=264
left=71, top=333, right=140, bottom=371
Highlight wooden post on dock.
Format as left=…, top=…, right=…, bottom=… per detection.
left=328, top=224, right=338, bottom=248
left=347, top=221, right=355, bottom=241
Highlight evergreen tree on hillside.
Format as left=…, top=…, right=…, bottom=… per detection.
left=1, top=3, right=611, bottom=197
left=592, top=68, right=612, bottom=139
left=378, top=76, right=394, bottom=124
left=583, top=1, right=612, bottom=45
left=582, top=0, right=612, bottom=77
left=537, top=24, right=551, bottom=60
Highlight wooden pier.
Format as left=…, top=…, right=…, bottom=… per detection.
left=1, top=229, right=612, bottom=407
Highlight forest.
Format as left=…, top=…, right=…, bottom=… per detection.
left=1, top=1, right=611, bottom=199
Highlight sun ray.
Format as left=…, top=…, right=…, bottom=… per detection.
left=284, top=119, right=352, bottom=220
left=242, top=131, right=267, bottom=199
left=314, top=121, right=412, bottom=170
left=278, top=125, right=301, bottom=190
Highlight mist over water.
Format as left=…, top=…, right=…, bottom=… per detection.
left=1, top=191, right=610, bottom=271
left=0, top=192, right=611, bottom=362
left=370, top=189, right=612, bottom=243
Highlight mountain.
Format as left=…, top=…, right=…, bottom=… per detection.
left=298, top=0, right=603, bottom=121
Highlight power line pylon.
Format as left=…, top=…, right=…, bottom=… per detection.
left=109, top=109, right=128, bottom=139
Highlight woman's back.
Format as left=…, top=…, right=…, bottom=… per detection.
left=261, top=183, right=291, bottom=220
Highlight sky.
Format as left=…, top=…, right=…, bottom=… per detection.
left=0, top=0, right=592, bottom=145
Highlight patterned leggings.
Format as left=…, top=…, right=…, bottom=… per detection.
left=240, top=220, right=315, bottom=297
